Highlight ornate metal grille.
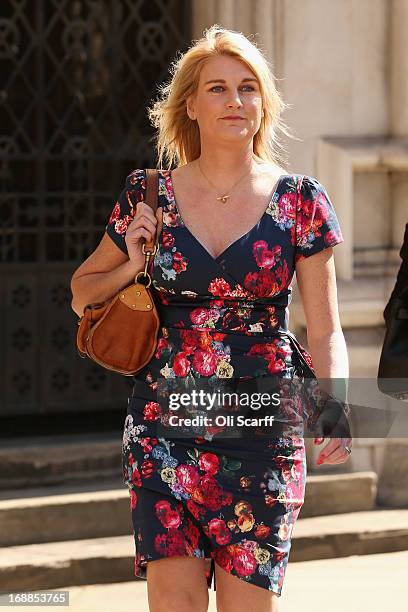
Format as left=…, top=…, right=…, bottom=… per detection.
left=0, top=1, right=191, bottom=415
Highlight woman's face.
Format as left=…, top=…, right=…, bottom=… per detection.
left=186, top=55, right=263, bottom=147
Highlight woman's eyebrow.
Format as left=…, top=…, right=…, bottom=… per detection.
left=204, top=78, right=258, bottom=85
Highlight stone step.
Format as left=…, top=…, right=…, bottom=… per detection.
left=0, top=472, right=377, bottom=547
left=38, top=551, right=408, bottom=612
left=0, top=432, right=123, bottom=491
left=302, top=471, right=377, bottom=516
left=1, top=509, right=407, bottom=592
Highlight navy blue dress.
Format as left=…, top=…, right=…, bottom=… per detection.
left=105, top=168, right=344, bottom=596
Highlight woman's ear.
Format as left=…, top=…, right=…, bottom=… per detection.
left=186, top=95, right=196, bottom=121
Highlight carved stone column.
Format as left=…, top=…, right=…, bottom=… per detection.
left=390, top=0, right=408, bottom=135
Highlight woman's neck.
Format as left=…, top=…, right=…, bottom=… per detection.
left=192, top=150, right=269, bottom=185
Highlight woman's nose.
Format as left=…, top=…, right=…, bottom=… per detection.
left=227, top=92, right=243, bottom=107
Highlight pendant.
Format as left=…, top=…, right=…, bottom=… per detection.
left=216, top=195, right=230, bottom=203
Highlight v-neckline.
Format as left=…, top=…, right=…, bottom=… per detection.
left=166, top=170, right=288, bottom=263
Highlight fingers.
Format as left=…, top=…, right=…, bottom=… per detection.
left=128, top=226, right=155, bottom=242
left=133, top=216, right=157, bottom=235
left=127, top=202, right=158, bottom=243
left=317, top=451, right=346, bottom=465
left=316, top=438, right=352, bottom=465
left=156, top=207, right=163, bottom=235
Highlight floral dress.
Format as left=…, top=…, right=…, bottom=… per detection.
left=105, top=168, right=344, bottom=596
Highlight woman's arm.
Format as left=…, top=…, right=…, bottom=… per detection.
left=70, top=233, right=145, bottom=318
left=71, top=169, right=162, bottom=318
left=71, top=182, right=163, bottom=317
left=295, top=247, right=352, bottom=464
left=296, top=247, right=348, bottom=380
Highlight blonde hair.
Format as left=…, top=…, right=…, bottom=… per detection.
left=147, top=24, right=297, bottom=171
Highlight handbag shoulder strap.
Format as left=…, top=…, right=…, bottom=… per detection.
left=145, top=168, right=159, bottom=213
left=143, top=169, right=160, bottom=252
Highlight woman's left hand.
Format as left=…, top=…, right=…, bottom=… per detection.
left=314, top=437, right=352, bottom=465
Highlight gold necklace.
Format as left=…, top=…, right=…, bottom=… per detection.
left=197, top=159, right=254, bottom=204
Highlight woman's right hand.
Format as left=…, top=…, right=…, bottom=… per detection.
left=125, top=202, right=163, bottom=265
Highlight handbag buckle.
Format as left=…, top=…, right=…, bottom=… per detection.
left=135, top=270, right=152, bottom=288
left=142, top=243, right=157, bottom=256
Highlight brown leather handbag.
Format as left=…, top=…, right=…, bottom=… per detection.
left=76, top=169, right=162, bottom=376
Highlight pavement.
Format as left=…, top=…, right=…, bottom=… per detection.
left=1, top=550, right=406, bottom=611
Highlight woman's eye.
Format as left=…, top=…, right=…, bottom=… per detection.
left=209, top=85, right=255, bottom=93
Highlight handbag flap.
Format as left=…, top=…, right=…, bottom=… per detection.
left=119, top=283, right=156, bottom=311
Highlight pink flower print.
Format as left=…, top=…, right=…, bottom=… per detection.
left=173, top=352, right=191, bottom=377
left=208, top=518, right=232, bottom=545
left=198, top=452, right=220, bottom=475
left=175, top=464, right=200, bottom=493
left=154, top=500, right=182, bottom=529
left=192, top=349, right=218, bottom=376
left=324, top=229, right=342, bottom=246
left=114, top=215, right=133, bottom=235
left=108, top=201, right=120, bottom=224
left=190, top=307, right=211, bottom=326
left=232, top=546, right=257, bottom=577
left=130, top=489, right=138, bottom=510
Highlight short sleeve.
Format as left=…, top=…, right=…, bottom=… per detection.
left=295, top=175, right=344, bottom=263
left=105, top=169, right=146, bottom=255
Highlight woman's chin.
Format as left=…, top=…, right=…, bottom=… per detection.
left=212, top=129, right=253, bottom=142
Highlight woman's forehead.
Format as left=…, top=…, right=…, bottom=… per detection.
left=199, top=55, right=256, bottom=82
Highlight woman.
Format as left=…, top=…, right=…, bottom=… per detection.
left=71, top=25, right=352, bottom=612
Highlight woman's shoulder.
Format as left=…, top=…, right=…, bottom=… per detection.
left=253, top=163, right=299, bottom=192
left=289, top=173, right=330, bottom=189
left=278, top=173, right=332, bottom=199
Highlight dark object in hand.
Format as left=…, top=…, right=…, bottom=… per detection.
left=312, top=397, right=351, bottom=439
